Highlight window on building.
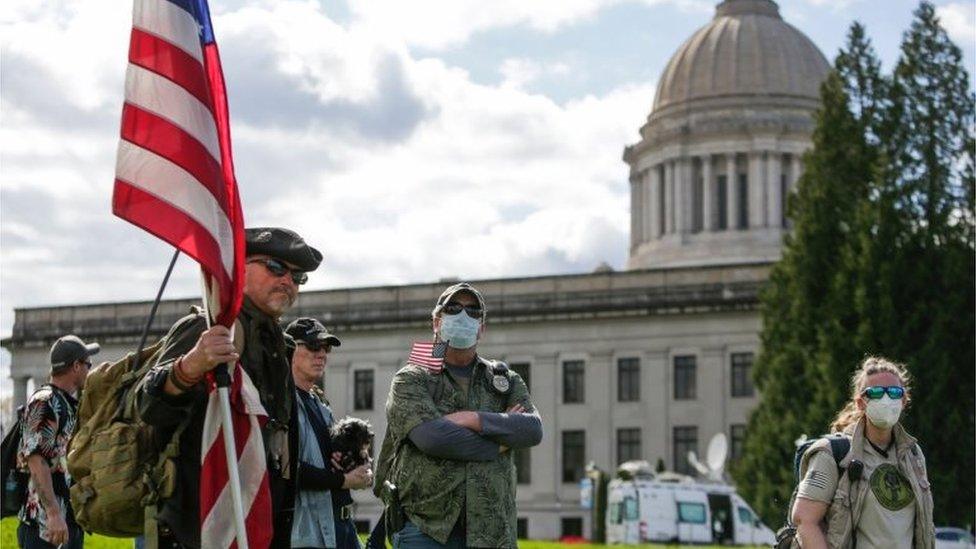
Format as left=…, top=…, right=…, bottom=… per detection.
left=737, top=173, right=749, bottom=229
left=561, top=517, right=584, bottom=537
left=617, top=428, right=641, bottom=464
left=511, top=362, right=530, bottom=392
left=673, top=426, right=698, bottom=475
left=673, top=355, right=696, bottom=400
left=353, top=370, right=374, bottom=410
left=517, top=518, right=529, bottom=539
left=563, top=360, right=585, bottom=403
left=731, top=352, right=755, bottom=398
left=658, top=167, right=666, bottom=236
left=692, top=174, right=704, bottom=233
left=562, top=430, right=585, bottom=483
left=716, top=175, right=728, bottom=230
left=617, top=357, right=640, bottom=402
left=781, top=172, right=789, bottom=227
left=730, top=424, right=747, bottom=461
left=516, top=448, right=531, bottom=484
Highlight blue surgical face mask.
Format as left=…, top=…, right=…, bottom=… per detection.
left=437, top=312, right=481, bottom=350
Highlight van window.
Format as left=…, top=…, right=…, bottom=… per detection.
left=624, top=496, right=639, bottom=521
left=678, top=502, right=706, bottom=524
left=609, top=503, right=622, bottom=524
left=737, top=506, right=753, bottom=524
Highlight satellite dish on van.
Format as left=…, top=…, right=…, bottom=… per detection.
left=686, top=451, right=710, bottom=476
left=706, top=433, right=728, bottom=473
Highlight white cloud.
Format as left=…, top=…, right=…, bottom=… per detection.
left=499, top=58, right=572, bottom=90
left=937, top=3, right=976, bottom=48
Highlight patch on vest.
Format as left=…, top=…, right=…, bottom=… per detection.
left=870, top=463, right=914, bottom=511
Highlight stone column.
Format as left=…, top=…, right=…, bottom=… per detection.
left=630, top=173, right=641, bottom=251
left=664, top=160, right=675, bottom=234
left=725, top=153, right=737, bottom=230
left=13, top=377, right=29, bottom=409
left=702, top=155, right=714, bottom=232
left=642, top=171, right=653, bottom=243
left=674, top=157, right=687, bottom=234
left=748, top=152, right=764, bottom=228
left=767, top=153, right=783, bottom=228
left=649, top=166, right=661, bottom=239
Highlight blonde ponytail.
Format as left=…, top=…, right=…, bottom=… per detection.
left=830, top=356, right=912, bottom=432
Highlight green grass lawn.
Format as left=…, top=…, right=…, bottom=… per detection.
left=1, top=517, right=762, bottom=547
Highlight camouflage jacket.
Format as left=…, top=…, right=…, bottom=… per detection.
left=384, top=356, right=536, bottom=548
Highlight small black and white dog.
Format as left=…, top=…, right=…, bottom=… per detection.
left=330, top=417, right=374, bottom=472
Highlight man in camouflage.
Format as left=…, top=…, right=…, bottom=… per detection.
left=377, top=282, right=543, bottom=548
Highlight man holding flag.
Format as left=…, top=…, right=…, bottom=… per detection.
left=137, top=227, right=323, bottom=548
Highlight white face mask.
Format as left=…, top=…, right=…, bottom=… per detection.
left=865, top=394, right=903, bottom=429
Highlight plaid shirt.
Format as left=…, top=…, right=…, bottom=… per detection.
left=17, top=385, right=77, bottom=542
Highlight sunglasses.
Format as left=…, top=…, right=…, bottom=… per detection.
left=862, top=385, right=905, bottom=400
left=297, top=341, right=330, bottom=353
left=442, top=302, right=484, bottom=319
left=248, top=257, right=308, bottom=285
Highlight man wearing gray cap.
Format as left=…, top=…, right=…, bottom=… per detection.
left=16, top=335, right=99, bottom=549
left=137, top=227, right=322, bottom=548
left=376, top=282, right=543, bottom=548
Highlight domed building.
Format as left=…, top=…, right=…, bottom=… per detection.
left=625, top=0, right=829, bottom=269
left=3, top=0, right=830, bottom=541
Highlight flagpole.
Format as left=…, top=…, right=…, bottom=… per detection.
left=199, top=273, right=250, bottom=549
left=130, top=249, right=180, bottom=373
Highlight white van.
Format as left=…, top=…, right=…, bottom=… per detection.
left=606, top=473, right=776, bottom=546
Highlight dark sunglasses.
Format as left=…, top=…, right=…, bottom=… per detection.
left=862, top=385, right=905, bottom=400
left=248, top=257, right=308, bottom=285
left=442, top=302, right=483, bottom=319
left=297, top=341, right=330, bottom=352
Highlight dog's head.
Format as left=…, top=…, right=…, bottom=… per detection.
left=330, top=417, right=374, bottom=471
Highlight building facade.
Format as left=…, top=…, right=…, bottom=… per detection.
left=3, top=0, right=828, bottom=540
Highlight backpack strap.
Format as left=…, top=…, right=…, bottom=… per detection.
left=784, top=434, right=852, bottom=528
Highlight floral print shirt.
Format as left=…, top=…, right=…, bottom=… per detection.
left=17, top=384, right=77, bottom=542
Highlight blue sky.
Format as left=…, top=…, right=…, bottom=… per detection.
left=1, top=0, right=973, bottom=386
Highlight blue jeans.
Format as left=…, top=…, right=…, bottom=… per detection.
left=335, top=518, right=362, bottom=549
left=392, top=521, right=465, bottom=549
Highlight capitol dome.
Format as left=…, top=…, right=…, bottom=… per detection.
left=624, top=0, right=830, bottom=271
left=653, top=0, right=829, bottom=113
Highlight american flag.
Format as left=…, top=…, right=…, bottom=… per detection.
left=113, top=0, right=244, bottom=327
left=111, top=0, right=271, bottom=547
left=407, top=341, right=448, bottom=372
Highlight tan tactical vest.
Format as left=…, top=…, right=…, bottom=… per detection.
left=796, top=419, right=935, bottom=549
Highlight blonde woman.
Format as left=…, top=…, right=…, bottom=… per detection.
left=792, top=357, right=935, bottom=549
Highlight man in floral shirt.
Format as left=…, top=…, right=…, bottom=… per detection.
left=17, top=335, right=99, bottom=549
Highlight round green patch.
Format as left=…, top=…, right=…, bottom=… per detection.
left=869, top=463, right=914, bottom=511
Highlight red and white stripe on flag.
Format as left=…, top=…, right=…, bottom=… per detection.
left=112, top=0, right=245, bottom=327
left=200, top=364, right=272, bottom=549
left=407, top=341, right=447, bottom=372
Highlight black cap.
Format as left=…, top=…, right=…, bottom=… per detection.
left=285, top=317, right=341, bottom=347
left=245, top=227, right=323, bottom=272
left=432, top=282, right=487, bottom=318
left=50, top=335, right=100, bottom=371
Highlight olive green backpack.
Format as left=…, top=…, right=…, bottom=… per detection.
left=67, top=317, right=195, bottom=537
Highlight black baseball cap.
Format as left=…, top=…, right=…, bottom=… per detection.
left=432, top=282, right=487, bottom=318
left=245, top=227, right=323, bottom=272
left=285, top=317, right=341, bottom=347
left=50, top=335, right=100, bottom=371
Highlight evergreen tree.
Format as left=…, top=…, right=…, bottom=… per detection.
left=735, top=3, right=975, bottom=528
left=851, top=1, right=975, bottom=527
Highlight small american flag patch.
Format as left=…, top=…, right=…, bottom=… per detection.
left=804, top=469, right=828, bottom=490
left=407, top=341, right=447, bottom=372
